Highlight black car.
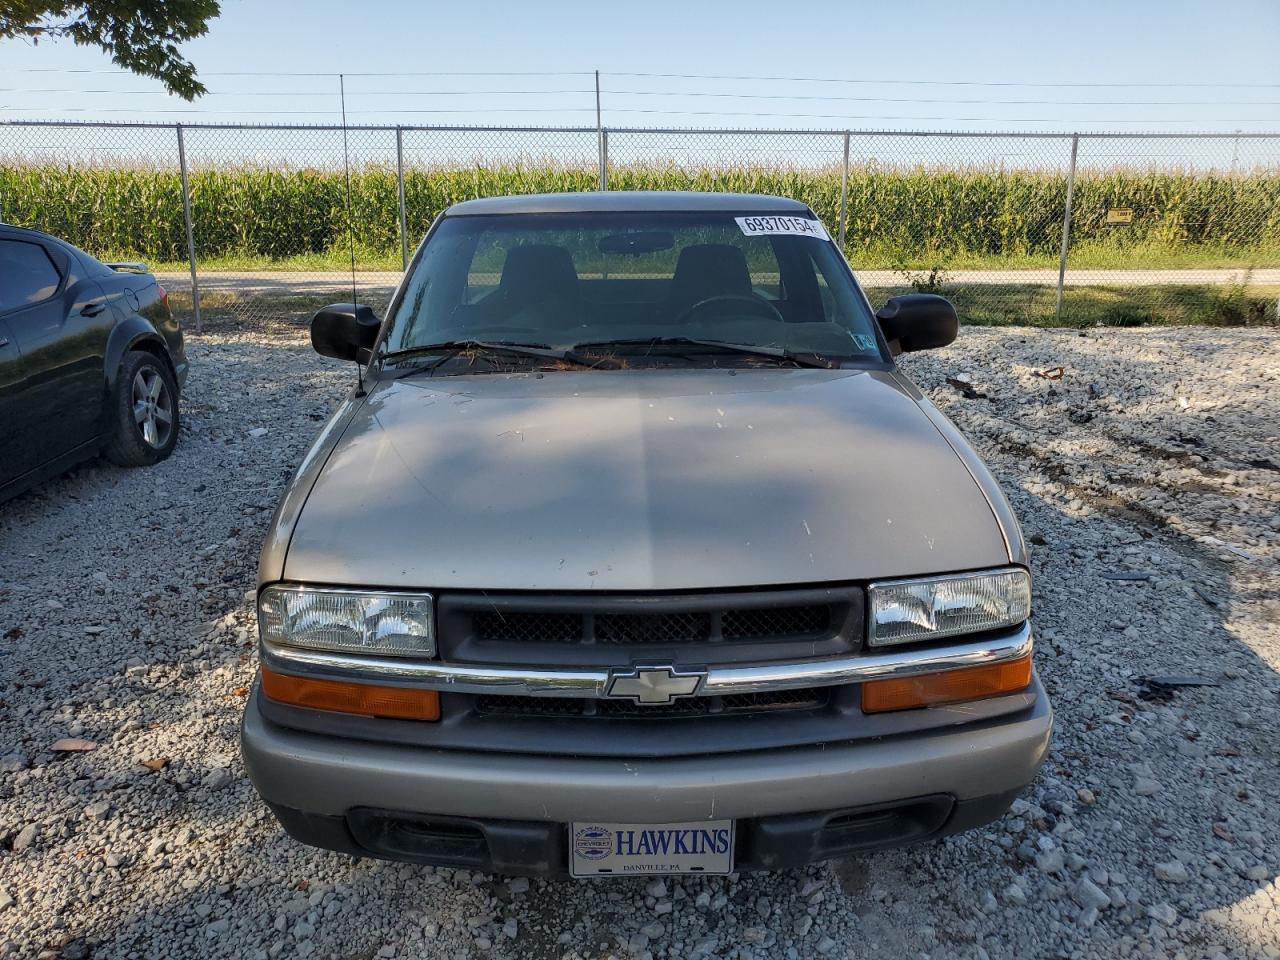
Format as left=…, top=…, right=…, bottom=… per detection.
left=0, top=223, right=188, bottom=502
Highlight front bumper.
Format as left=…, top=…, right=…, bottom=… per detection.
left=242, top=672, right=1052, bottom=874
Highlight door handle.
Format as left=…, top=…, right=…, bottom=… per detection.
left=80, top=303, right=107, bottom=317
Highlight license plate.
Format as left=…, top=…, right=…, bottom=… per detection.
left=570, top=820, right=734, bottom=877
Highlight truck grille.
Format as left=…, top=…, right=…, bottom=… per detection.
left=472, top=604, right=832, bottom=645
left=474, top=686, right=829, bottom=719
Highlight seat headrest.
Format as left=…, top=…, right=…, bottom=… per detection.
left=668, top=243, right=753, bottom=308
left=498, top=244, right=578, bottom=305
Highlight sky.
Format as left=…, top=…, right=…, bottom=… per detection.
left=1, top=0, right=1279, bottom=133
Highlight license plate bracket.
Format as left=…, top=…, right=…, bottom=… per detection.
left=570, top=820, right=735, bottom=877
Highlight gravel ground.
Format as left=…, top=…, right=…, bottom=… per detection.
left=1, top=323, right=1278, bottom=960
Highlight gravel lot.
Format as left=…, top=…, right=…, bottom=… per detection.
left=2, top=322, right=1278, bottom=960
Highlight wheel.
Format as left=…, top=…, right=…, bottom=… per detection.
left=103, top=350, right=180, bottom=467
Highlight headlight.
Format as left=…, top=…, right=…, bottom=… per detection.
left=258, top=585, right=435, bottom=658
left=868, top=568, right=1030, bottom=647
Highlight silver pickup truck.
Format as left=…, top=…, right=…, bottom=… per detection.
left=241, top=191, right=1051, bottom=878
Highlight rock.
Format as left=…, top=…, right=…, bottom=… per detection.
left=104, top=852, right=125, bottom=869
left=248, top=427, right=269, bottom=438
left=794, top=915, right=813, bottom=936
left=1003, top=882, right=1027, bottom=906
left=1076, top=788, right=1096, bottom=805
left=501, top=919, right=517, bottom=939
left=202, top=768, right=233, bottom=791
left=692, top=937, right=718, bottom=956
left=1133, top=777, right=1161, bottom=796
left=1077, top=905, right=1098, bottom=927
left=0, top=889, right=13, bottom=912
left=0, top=753, right=28, bottom=773
left=1147, top=903, right=1178, bottom=925
left=742, top=927, right=766, bottom=944
left=640, top=922, right=664, bottom=939
left=1036, top=849, right=1066, bottom=874
left=1244, top=864, right=1269, bottom=882
left=694, top=891, right=711, bottom=909
left=506, top=877, right=529, bottom=895
left=83, top=800, right=111, bottom=820
left=50, top=738, right=97, bottom=752
left=644, top=878, right=667, bottom=899
left=1154, top=860, right=1189, bottom=883
left=11, top=823, right=38, bottom=853
left=816, top=936, right=837, bottom=955
left=206, top=919, right=231, bottom=938
left=1073, top=877, right=1110, bottom=911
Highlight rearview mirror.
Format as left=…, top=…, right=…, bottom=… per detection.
left=599, top=231, right=674, bottom=255
left=311, top=303, right=380, bottom=363
left=875, top=294, right=958, bottom=355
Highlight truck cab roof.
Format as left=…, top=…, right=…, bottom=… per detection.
left=444, top=191, right=813, bottom=216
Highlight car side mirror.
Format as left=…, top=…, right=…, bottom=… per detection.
left=875, top=294, right=958, bottom=356
left=311, top=303, right=380, bottom=363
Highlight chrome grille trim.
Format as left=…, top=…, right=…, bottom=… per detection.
left=260, top=624, right=1032, bottom=699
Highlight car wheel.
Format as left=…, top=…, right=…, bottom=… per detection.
left=103, top=350, right=180, bottom=467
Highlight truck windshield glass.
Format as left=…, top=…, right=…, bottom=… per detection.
left=383, top=212, right=883, bottom=364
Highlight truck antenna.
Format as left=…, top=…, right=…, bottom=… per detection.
left=339, top=72, right=365, bottom=397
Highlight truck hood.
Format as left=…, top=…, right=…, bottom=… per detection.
left=283, top=369, right=1010, bottom=591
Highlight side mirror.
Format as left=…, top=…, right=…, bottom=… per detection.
left=311, top=303, right=380, bottom=363
left=875, top=294, right=958, bottom=356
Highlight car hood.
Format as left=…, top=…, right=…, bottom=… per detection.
left=283, top=369, right=1010, bottom=591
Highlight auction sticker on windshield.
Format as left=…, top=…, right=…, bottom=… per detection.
left=570, top=820, right=735, bottom=877
left=735, top=215, right=830, bottom=240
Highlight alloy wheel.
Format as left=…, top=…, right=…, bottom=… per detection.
left=131, top=366, right=173, bottom=449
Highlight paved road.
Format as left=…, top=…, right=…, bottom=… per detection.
left=157, top=267, right=1280, bottom=297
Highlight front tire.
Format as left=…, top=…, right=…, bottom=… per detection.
left=103, top=351, right=180, bottom=467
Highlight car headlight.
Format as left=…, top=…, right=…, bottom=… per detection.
left=868, top=568, right=1030, bottom=647
left=258, top=585, right=435, bottom=658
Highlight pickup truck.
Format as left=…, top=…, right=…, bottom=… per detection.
left=241, top=191, right=1051, bottom=877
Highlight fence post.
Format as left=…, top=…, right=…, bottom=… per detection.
left=396, top=125, right=408, bottom=270
left=600, top=129, right=609, bottom=191
left=175, top=123, right=202, bottom=334
left=838, top=131, right=851, bottom=251
left=1055, top=133, right=1079, bottom=323
left=596, top=70, right=607, bottom=190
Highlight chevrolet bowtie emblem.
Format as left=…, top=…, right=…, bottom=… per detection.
left=605, top=666, right=706, bottom=704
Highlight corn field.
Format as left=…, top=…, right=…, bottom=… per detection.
left=2, top=122, right=1279, bottom=329
left=2, top=161, right=1279, bottom=268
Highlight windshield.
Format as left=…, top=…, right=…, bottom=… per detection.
left=382, top=211, right=884, bottom=368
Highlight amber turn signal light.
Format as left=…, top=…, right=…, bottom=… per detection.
left=260, top=666, right=440, bottom=721
left=862, top=655, right=1032, bottom=714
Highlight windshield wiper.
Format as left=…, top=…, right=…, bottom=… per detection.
left=572, top=336, right=838, bottom=369
left=380, top=340, right=596, bottom=377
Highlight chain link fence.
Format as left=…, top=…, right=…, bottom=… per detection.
left=1, top=120, right=1277, bottom=332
